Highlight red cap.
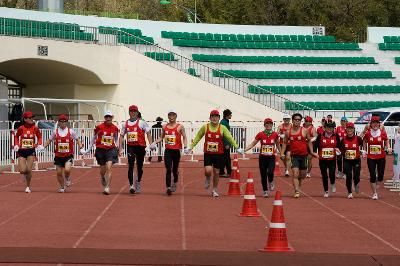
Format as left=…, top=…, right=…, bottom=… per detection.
left=210, top=110, right=220, bottom=116
left=371, top=115, right=380, bottom=122
left=346, top=122, right=355, bottom=128
left=58, top=114, right=69, bottom=121
left=129, top=105, right=138, bottom=112
left=264, top=118, right=273, bottom=124
left=22, top=111, right=34, bottom=119
left=305, top=116, right=313, bottom=122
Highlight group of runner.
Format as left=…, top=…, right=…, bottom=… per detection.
left=13, top=108, right=392, bottom=200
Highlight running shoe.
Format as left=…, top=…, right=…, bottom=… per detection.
left=103, top=186, right=110, bottom=195
left=58, top=187, right=65, bottom=193
left=65, top=176, right=72, bottom=187
left=204, top=177, right=210, bottom=190
left=25, top=187, right=31, bottom=193
left=293, top=191, right=300, bottom=198
left=135, top=182, right=141, bottom=193
left=269, top=182, right=275, bottom=191
left=100, top=175, right=106, bottom=187
left=336, top=171, right=342, bottom=179
left=263, top=191, right=269, bottom=198
left=306, top=172, right=311, bottom=178
left=354, top=184, right=360, bottom=194
left=129, top=184, right=135, bottom=194
left=212, top=189, right=219, bottom=197
left=166, top=187, right=172, bottom=196
left=171, top=182, right=177, bottom=192
left=347, top=193, right=353, bottom=199
left=331, top=183, right=336, bottom=193
left=285, top=170, right=290, bottom=177
left=323, top=192, right=329, bottom=198
left=372, top=193, right=378, bottom=200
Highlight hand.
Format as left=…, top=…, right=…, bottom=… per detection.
left=79, top=148, right=86, bottom=155
left=149, top=142, right=157, bottom=151
left=225, top=145, right=230, bottom=150
left=118, top=148, right=123, bottom=157
left=13, top=145, right=19, bottom=152
left=280, top=154, right=285, bottom=160
left=184, top=148, right=192, bottom=154
left=311, top=137, right=317, bottom=142
left=279, top=134, right=285, bottom=139
left=312, top=152, right=319, bottom=158
left=236, top=148, right=244, bottom=155
left=35, top=145, right=44, bottom=153
left=361, top=150, right=367, bottom=159
left=335, top=148, right=341, bottom=156
left=387, top=147, right=393, bottom=155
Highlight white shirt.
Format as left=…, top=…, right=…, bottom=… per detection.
left=120, top=119, right=151, bottom=135
left=49, top=127, right=78, bottom=140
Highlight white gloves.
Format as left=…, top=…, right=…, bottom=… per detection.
left=184, top=148, right=192, bottom=154
left=335, top=148, right=341, bottom=156
left=311, top=137, right=317, bottom=142
left=149, top=142, right=157, bottom=151
left=237, top=148, right=244, bottom=154
left=13, top=145, right=19, bottom=152
left=79, top=148, right=87, bottom=155
left=361, top=150, right=367, bottom=158
left=279, top=134, right=285, bottom=139
left=386, top=147, right=393, bottom=154
left=35, top=145, right=44, bottom=153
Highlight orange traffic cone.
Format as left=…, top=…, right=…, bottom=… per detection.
left=260, top=191, right=294, bottom=252
left=227, top=166, right=241, bottom=196
left=239, top=172, right=261, bottom=217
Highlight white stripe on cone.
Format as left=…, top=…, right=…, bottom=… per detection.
left=273, top=200, right=283, bottom=206
left=229, top=179, right=239, bottom=183
left=247, top=179, right=254, bottom=183
left=269, top=222, right=286, bottom=229
left=244, top=195, right=256, bottom=200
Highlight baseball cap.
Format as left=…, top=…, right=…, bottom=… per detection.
left=371, top=115, right=380, bottom=122
left=58, top=114, right=69, bottom=121
left=283, top=114, right=291, bottom=119
left=210, top=110, right=220, bottom=116
left=325, top=122, right=335, bottom=128
left=22, top=111, right=34, bottom=119
left=129, top=105, right=138, bottom=112
left=168, top=109, right=177, bottom=115
left=264, top=118, right=273, bottom=124
left=340, top=116, right=348, bottom=121
left=346, top=122, right=355, bottom=128
left=305, top=116, right=313, bottom=122
left=104, top=110, right=114, bottom=117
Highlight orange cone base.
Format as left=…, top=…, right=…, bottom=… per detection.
left=238, top=211, right=261, bottom=217
left=258, top=246, right=294, bottom=252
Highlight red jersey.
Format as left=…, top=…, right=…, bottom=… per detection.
left=203, top=124, right=224, bottom=154
left=335, top=126, right=346, bottom=139
left=317, top=133, right=338, bottom=160
left=363, top=130, right=387, bottom=160
left=163, top=124, right=182, bottom=150
left=289, top=127, right=308, bottom=156
left=15, top=124, right=42, bottom=149
left=279, top=123, right=290, bottom=144
left=95, top=123, right=119, bottom=149
left=54, top=128, right=74, bottom=157
left=341, top=135, right=362, bottom=160
left=125, top=120, right=146, bottom=147
left=255, top=131, right=279, bottom=157
left=317, top=126, right=325, bottom=135
left=304, top=125, right=315, bottom=138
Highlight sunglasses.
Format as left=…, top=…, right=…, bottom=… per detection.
left=292, top=118, right=302, bottom=121
left=59, top=120, right=67, bottom=123
left=104, top=115, right=113, bottom=118
left=25, top=117, right=33, bottom=119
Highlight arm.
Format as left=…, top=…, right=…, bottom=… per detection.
left=35, top=127, right=43, bottom=146
left=118, top=124, right=126, bottom=151
left=313, top=134, right=321, bottom=153
left=154, top=129, right=165, bottom=145
left=71, top=129, right=84, bottom=150
left=43, top=131, right=55, bottom=149
left=306, top=130, right=318, bottom=157
left=14, top=127, right=21, bottom=147
left=244, top=139, right=258, bottom=153
left=179, top=125, right=188, bottom=148
left=221, top=126, right=238, bottom=149
left=190, top=125, right=206, bottom=149
left=280, top=131, right=288, bottom=158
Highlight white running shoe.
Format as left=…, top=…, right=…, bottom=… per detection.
left=65, top=176, right=72, bottom=187
left=100, top=176, right=106, bottom=187
left=25, top=187, right=31, bottom=193
left=171, top=182, right=177, bottom=192
left=58, top=187, right=65, bottom=193
left=324, top=192, right=329, bottom=198
left=285, top=170, right=290, bottom=177
left=212, top=189, right=219, bottom=197
left=331, top=184, right=336, bottom=193
left=355, top=184, right=360, bottom=194
left=263, top=191, right=269, bottom=198
left=129, top=184, right=135, bottom=194
left=204, top=177, right=210, bottom=190
left=336, top=171, right=342, bottom=179
left=103, top=186, right=110, bottom=195
left=347, top=193, right=353, bottom=199
left=306, top=172, right=311, bottom=178
left=372, top=193, right=378, bottom=200
left=269, top=182, right=275, bottom=191
left=135, top=182, right=141, bottom=193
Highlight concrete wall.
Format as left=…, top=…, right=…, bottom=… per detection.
left=368, top=27, right=400, bottom=43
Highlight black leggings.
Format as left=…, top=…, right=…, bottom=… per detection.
left=219, top=147, right=232, bottom=175
left=367, top=158, right=386, bottom=183
left=259, top=156, right=275, bottom=191
left=319, top=160, right=336, bottom=192
left=344, top=159, right=361, bottom=193
left=164, top=148, right=181, bottom=188
left=127, top=145, right=146, bottom=185
left=337, top=154, right=344, bottom=173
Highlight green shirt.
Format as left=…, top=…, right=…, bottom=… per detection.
left=190, top=123, right=238, bottom=149
left=220, top=118, right=231, bottom=146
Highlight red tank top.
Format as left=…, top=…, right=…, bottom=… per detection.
left=17, top=125, right=40, bottom=149
left=164, top=124, right=182, bottom=150
left=305, top=125, right=315, bottom=138
left=55, top=128, right=74, bottom=157
left=317, top=126, right=325, bottom=135
left=279, top=123, right=290, bottom=144
left=336, top=126, right=346, bottom=139
left=95, top=123, right=119, bottom=149
left=204, top=124, right=224, bottom=154
left=125, top=120, right=146, bottom=147
left=343, top=136, right=361, bottom=160
left=289, top=127, right=308, bottom=156
left=256, top=131, right=279, bottom=157
left=364, top=130, right=387, bottom=159
left=318, top=134, right=337, bottom=160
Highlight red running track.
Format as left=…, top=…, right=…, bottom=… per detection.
left=0, top=155, right=399, bottom=265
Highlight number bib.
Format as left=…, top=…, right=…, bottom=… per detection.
left=57, top=142, right=70, bottom=153
left=261, top=145, right=274, bottom=156
left=21, top=139, right=34, bottom=149
left=206, top=142, right=218, bottom=153
left=101, top=135, right=113, bottom=146
left=345, top=150, right=356, bottom=160
left=369, top=145, right=381, bottom=155
left=165, top=135, right=176, bottom=145
left=321, top=148, right=334, bottom=159
left=127, top=131, right=138, bottom=143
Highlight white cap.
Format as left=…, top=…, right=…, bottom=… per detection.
left=104, top=110, right=114, bottom=117
left=283, top=114, right=291, bottom=119
left=167, top=109, right=177, bottom=114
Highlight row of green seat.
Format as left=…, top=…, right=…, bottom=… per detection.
left=174, top=39, right=360, bottom=50
left=117, top=35, right=154, bottom=45
left=99, top=26, right=142, bottom=36
left=248, top=85, right=400, bottom=94
left=383, top=36, right=400, bottom=43
left=0, top=17, right=80, bottom=31
left=395, top=57, right=400, bottom=64
left=213, top=70, right=393, bottom=79
left=99, top=26, right=154, bottom=44
left=378, top=43, right=400, bottom=50
left=144, top=52, right=175, bottom=61
left=162, top=31, right=336, bottom=43
left=285, top=101, right=400, bottom=110
left=0, top=26, right=94, bottom=41
left=192, top=54, right=375, bottom=64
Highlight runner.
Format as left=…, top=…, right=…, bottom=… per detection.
left=118, top=105, right=155, bottom=194
left=317, top=117, right=326, bottom=135
left=13, top=111, right=43, bottom=193
left=84, top=111, right=119, bottom=195
left=339, top=122, right=363, bottom=199
left=314, top=122, right=341, bottom=198
left=363, top=115, right=391, bottom=200
left=153, top=109, right=189, bottom=196
left=277, top=114, right=292, bottom=177
left=335, top=117, right=348, bottom=179
left=43, top=114, right=84, bottom=192
left=280, top=113, right=318, bottom=198
left=243, top=118, right=280, bottom=197
left=219, top=109, right=232, bottom=177
left=187, top=110, right=243, bottom=197
left=303, top=116, right=317, bottom=178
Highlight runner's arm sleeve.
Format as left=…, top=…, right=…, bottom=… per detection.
left=335, top=135, right=341, bottom=148
left=70, top=129, right=79, bottom=140
left=140, top=121, right=151, bottom=133
left=313, top=134, right=321, bottom=152
left=190, top=125, right=206, bottom=149
left=35, top=127, right=43, bottom=145
left=49, top=131, right=56, bottom=141
left=221, top=126, right=238, bottom=148
left=120, top=123, right=126, bottom=136
left=14, top=127, right=21, bottom=145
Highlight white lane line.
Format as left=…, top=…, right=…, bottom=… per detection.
left=279, top=177, right=400, bottom=254
left=72, top=184, right=128, bottom=248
